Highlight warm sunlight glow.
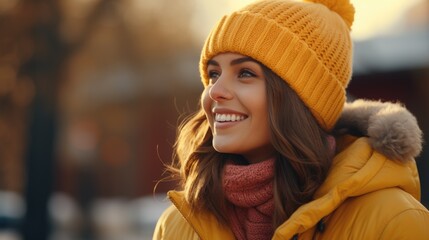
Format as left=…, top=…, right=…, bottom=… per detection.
left=192, top=0, right=423, bottom=41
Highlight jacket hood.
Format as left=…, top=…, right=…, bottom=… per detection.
left=273, top=99, right=424, bottom=239
left=333, top=99, right=423, bottom=162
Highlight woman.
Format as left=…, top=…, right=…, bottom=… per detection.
left=154, top=0, right=429, bottom=239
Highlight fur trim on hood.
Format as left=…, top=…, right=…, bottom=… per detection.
left=334, top=99, right=423, bottom=162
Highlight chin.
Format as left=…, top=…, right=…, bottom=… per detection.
left=213, top=142, right=236, bottom=154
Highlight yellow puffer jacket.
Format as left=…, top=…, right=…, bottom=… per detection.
left=154, top=101, right=429, bottom=239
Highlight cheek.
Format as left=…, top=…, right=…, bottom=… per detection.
left=251, top=90, right=270, bottom=135
left=247, top=88, right=267, bottom=117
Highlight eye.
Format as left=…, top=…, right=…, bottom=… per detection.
left=239, top=69, right=257, bottom=78
left=208, top=70, right=220, bottom=84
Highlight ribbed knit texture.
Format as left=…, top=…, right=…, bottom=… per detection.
left=223, top=159, right=275, bottom=240
left=200, top=0, right=355, bottom=131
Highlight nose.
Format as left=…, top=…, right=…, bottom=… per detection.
left=208, top=75, right=233, bottom=101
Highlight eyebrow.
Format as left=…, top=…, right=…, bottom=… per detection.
left=207, top=57, right=257, bottom=67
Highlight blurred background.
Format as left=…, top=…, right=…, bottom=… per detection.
left=0, top=0, right=428, bottom=239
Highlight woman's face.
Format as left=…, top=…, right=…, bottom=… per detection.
left=202, top=52, right=275, bottom=163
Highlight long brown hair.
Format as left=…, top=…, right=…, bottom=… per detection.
left=168, top=63, right=333, bottom=228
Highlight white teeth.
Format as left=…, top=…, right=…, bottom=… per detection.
left=215, top=114, right=245, bottom=122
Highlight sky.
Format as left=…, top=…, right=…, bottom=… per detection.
left=192, top=0, right=423, bottom=41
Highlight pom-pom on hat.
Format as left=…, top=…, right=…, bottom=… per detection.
left=199, top=0, right=355, bottom=131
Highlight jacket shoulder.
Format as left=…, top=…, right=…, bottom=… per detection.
left=153, top=204, right=200, bottom=240
left=379, top=206, right=429, bottom=240
left=324, top=188, right=429, bottom=239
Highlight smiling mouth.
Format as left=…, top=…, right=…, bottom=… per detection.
left=215, top=113, right=247, bottom=122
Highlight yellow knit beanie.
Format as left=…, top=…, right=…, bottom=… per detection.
left=199, top=0, right=355, bottom=131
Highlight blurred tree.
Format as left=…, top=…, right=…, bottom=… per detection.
left=12, top=0, right=71, bottom=239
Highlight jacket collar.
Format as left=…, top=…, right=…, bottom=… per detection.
left=167, top=191, right=235, bottom=239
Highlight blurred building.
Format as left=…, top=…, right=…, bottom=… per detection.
left=350, top=0, right=429, bottom=206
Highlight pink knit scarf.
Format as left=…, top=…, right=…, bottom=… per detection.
left=223, top=158, right=275, bottom=240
